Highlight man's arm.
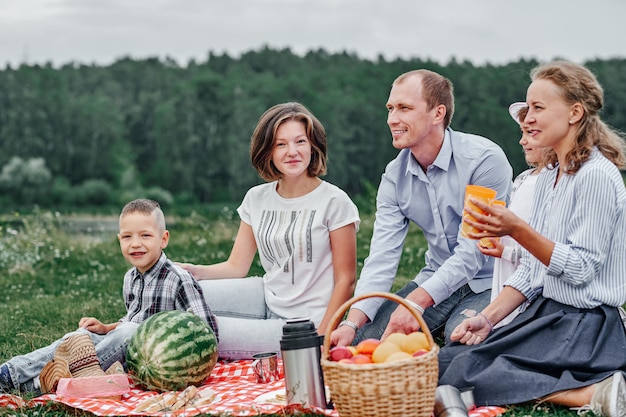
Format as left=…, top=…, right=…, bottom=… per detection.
left=350, top=172, right=410, bottom=320
left=330, top=168, right=410, bottom=346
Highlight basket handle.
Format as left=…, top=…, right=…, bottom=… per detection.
left=322, top=291, right=436, bottom=358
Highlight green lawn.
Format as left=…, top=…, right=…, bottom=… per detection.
left=0, top=209, right=584, bottom=416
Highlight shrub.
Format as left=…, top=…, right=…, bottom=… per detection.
left=142, top=186, right=174, bottom=207
left=0, top=157, right=52, bottom=204
left=73, top=179, right=113, bottom=206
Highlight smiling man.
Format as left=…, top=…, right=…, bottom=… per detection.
left=330, top=69, right=513, bottom=347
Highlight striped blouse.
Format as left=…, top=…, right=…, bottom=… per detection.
left=507, top=148, right=626, bottom=308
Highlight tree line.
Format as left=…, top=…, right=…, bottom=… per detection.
left=1, top=47, right=625, bottom=211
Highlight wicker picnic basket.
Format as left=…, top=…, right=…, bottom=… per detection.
left=321, top=292, right=439, bottom=417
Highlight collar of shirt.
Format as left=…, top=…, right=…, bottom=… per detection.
left=130, top=251, right=167, bottom=283
left=405, top=129, right=452, bottom=178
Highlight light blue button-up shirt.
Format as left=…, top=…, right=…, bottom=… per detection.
left=353, top=128, right=513, bottom=319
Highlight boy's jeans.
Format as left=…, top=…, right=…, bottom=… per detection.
left=3, top=321, right=139, bottom=393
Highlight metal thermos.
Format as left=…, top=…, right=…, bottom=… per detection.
left=280, top=318, right=329, bottom=409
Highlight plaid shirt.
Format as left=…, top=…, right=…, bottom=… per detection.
left=120, top=252, right=219, bottom=340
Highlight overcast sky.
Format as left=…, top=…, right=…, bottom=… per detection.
left=1, top=0, right=625, bottom=68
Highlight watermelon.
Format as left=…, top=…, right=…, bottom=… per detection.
left=126, top=310, right=218, bottom=392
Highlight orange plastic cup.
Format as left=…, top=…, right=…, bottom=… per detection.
left=461, top=185, right=497, bottom=239
left=479, top=200, right=506, bottom=248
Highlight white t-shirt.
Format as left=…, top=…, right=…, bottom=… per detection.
left=491, top=168, right=538, bottom=327
left=238, top=180, right=360, bottom=326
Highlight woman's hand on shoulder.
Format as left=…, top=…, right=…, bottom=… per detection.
left=176, top=262, right=198, bottom=277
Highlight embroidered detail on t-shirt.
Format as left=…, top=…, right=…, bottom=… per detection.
left=259, top=209, right=316, bottom=284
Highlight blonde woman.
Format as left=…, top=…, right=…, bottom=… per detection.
left=439, top=61, right=626, bottom=416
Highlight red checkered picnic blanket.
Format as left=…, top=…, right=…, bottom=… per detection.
left=0, top=359, right=505, bottom=416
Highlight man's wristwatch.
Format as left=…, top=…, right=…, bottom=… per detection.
left=338, top=320, right=359, bottom=332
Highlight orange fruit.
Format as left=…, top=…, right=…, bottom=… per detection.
left=384, top=332, right=408, bottom=348
left=402, top=331, right=429, bottom=354
left=352, top=354, right=374, bottom=364
left=384, top=351, right=413, bottom=363
left=347, top=346, right=359, bottom=356
left=371, top=341, right=402, bottom=364
left=356, top=338, right=381, bottom=355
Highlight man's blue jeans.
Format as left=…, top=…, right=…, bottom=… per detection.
left=354, top=282, right=491, bottom=345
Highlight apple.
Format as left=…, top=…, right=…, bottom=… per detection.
left=412, top=349, right=428, bottom=357
left=329, top=346, right=354, bottom=361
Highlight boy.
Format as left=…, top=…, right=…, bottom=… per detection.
left=0, top=199, right=218, bottom=394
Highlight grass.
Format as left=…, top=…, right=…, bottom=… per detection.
left=0, top=208, right=583, bottom=416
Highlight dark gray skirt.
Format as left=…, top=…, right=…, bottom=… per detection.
left=438, top=296, right=626, bottom=406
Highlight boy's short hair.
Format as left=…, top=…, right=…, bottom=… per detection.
left=120, top=199, right=166, bottom=233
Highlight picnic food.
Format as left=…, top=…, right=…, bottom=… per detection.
left=133, top=385, right=217, bottom=412
left=329, top=331, right=431, bottom=364
left=126, top=310, right=218, bottom=392
left=371, top=341, right=402, bottom=363
left=384, top=351, right=413, bottom=362
left=384, top=332, right=408, bottom=347
left=322, top=292, right=439, bottom=417
left=402, top=331, right=429, bottom=353
left=351, top=353, right=374, bottom=364
left=355, top=338, right=380, bottom=355
left=254, top=390, right=288, bottom=405
left=329, top=346, right=353, bottom=361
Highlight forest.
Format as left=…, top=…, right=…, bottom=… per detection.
left=1, top=47, right=625, bottom=212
